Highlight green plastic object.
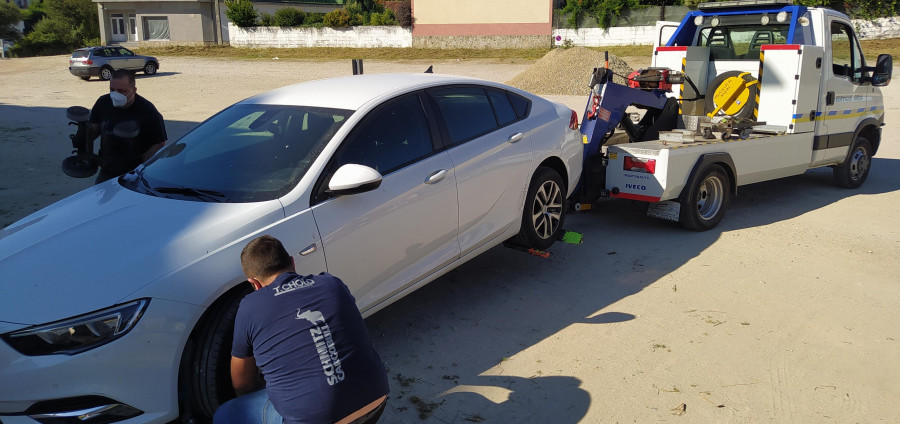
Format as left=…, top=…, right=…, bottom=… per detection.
left=561, top=230, right=583, bottom=244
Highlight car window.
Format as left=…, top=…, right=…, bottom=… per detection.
left=508, top=91, right=531, bottom=119
left=331, top=93, right=434, bottom=175
left=92, top=49, right=106, bottom=58
left=104, top=48, right=119, bottom=57
left=117, top=48, right=134, bottom=57
left=429, top=86, right=498, bottom=144
left=136, top=104, right=351, bottom=202
left=72, top=50, right=90, bottom=58
left=486, top=88, right=518, bottom=126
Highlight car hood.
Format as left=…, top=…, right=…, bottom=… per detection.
left=0, top=182, right=282, bottom=326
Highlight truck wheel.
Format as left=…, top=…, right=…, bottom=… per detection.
left=511, top=166, right=566, bottom=250
left=833, top=136, right=872, bottom=189
left=179, top=285, right=251, bottom=422
left=680, top=164, right=730, bottom=231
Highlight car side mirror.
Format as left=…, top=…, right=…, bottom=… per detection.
left=872, top=54, right=892, bottom=87
left=327, top=164, right=382, bottom=196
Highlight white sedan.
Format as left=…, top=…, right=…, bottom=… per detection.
left=0, top=73, right=582, bottom=424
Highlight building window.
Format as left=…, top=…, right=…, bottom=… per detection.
left=143, top=17, right=170, bottom=40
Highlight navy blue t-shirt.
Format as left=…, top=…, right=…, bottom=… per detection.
left=232, top=272, right=389, bottom=424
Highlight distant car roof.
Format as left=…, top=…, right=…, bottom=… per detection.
left=243, top=73, right=506, bottom=111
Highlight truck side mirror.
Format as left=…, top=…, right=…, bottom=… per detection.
left=872, top=54, right=892, bottom=87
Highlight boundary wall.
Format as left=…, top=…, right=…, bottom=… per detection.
left=227, top=17, right=900, bottom=49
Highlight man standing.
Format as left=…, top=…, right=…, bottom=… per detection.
left=88, top=69, right=166, bottom=184
left=214, top=235, right=389, bottom=424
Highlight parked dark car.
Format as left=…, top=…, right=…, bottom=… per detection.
left=69, top=46, right=159, bottom=81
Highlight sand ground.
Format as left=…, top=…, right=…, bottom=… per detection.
left=1, top=55, right=899, bottom=423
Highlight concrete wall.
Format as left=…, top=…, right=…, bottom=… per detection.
left=228, top=23, right=412, bottom=48
left=553, top=16, right=900, bottom=47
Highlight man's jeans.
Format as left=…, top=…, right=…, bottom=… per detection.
left=213, top=390, right=282, bottom=424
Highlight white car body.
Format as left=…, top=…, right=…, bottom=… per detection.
left=0, top=73, right=582, bottom=424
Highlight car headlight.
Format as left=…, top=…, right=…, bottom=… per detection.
left=1, top=299, right=149, bottom=356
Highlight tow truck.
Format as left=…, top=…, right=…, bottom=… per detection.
left=574, top=0, right=893, bottom=230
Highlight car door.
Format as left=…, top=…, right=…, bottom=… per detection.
left=427, top=86, right=534, bottom=256
left=820, top=19, right=870, bottom=163
left=115, top=47, right=141, bottom=70
left=310, top=92, right=459, bottom=314
left=103, top=47, right=127, bottom=70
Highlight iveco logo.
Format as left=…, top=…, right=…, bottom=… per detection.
left=625, top=183, right=646, bottom=190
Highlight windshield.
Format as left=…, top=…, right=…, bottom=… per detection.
left=133, top=104, right=351, bottom=202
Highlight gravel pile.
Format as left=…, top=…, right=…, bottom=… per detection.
left=505, top=47, right=636, bottom=95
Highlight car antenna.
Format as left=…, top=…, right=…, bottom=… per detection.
left=424, top=66, right=433, bottom=73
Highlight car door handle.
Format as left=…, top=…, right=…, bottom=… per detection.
left=299, top=243, right=317, bottom=256
left=826, top=91, right=835, bottom=105
left=507, top=132, right=524, bottom=143
left=424, top=169, right=448, bottom=185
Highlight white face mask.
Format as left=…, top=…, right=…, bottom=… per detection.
left=110, top=91, right=128, bottom=108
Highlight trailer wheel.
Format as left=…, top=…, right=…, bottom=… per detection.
left=680, top=164, right=730, bottom=231
left=833, top=136, right=872, bottom=189
left=511, top=166, right=566, bottom=250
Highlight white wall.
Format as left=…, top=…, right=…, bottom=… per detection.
left=228, top=24, right=412, bottom=48
left=553, top=16, right=900, bottom=47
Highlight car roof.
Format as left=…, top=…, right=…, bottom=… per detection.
left=242, top=72, right=501, bottom=111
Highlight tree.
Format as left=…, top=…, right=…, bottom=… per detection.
left=12, top=0, right=98, bottom=56
left=1, top=2, right=23, bottom=42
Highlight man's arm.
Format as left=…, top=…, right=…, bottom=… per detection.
left=231, top=356, right=265, bottom=396
left=141, top=141, right=165, bottom=161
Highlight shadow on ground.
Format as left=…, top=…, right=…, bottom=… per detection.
left=366, top=157, right=900, bottom=422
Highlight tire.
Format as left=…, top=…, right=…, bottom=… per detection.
left=79, top=76, right=91, bottom=81
left=833, top=136, right=872, bottom=189
left=704, top=71, right=759, bottom=119
left=179, top=286, right=252, bottom=422
left=99, top=66, right=113, bottom=81
left=511, top=166, right=566, bottom=250
left=679, top=164, right=730, bottom=231
left=144, top=61, right=158, bottom=75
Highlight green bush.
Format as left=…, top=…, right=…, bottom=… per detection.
left=370, top=10, right=397, bottom=26
left=305, top=12, right=325, bottom=25
left=225, top=0, right=258, bottom=27
left=349, top=12, right=366, bottom=26
left=323, top=9, right=351, bottom=27
left=274, top=7, right=306, bottom=26
left=12, top=17, right=72, bottom=56
left=259, top=12, right=274, bottom=26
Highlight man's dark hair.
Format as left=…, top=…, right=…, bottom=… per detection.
left=241, top=235, right=292, bottom=281
left=111, top=69, right=136, bottom=85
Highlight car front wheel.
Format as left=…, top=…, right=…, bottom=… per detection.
left=179, top=285, right=251, bottom=422
left=512, top=166, right=566, bottom=250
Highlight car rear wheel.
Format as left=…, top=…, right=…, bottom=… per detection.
left=144, top=62, right=158, bottom=75
left=511, top=166, right=566, bottom=250
left=179, top=285, right=251, bottom=422
left=79, top=76, right=91, bottom=81
left=99, top=66, right=113, bottom=81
